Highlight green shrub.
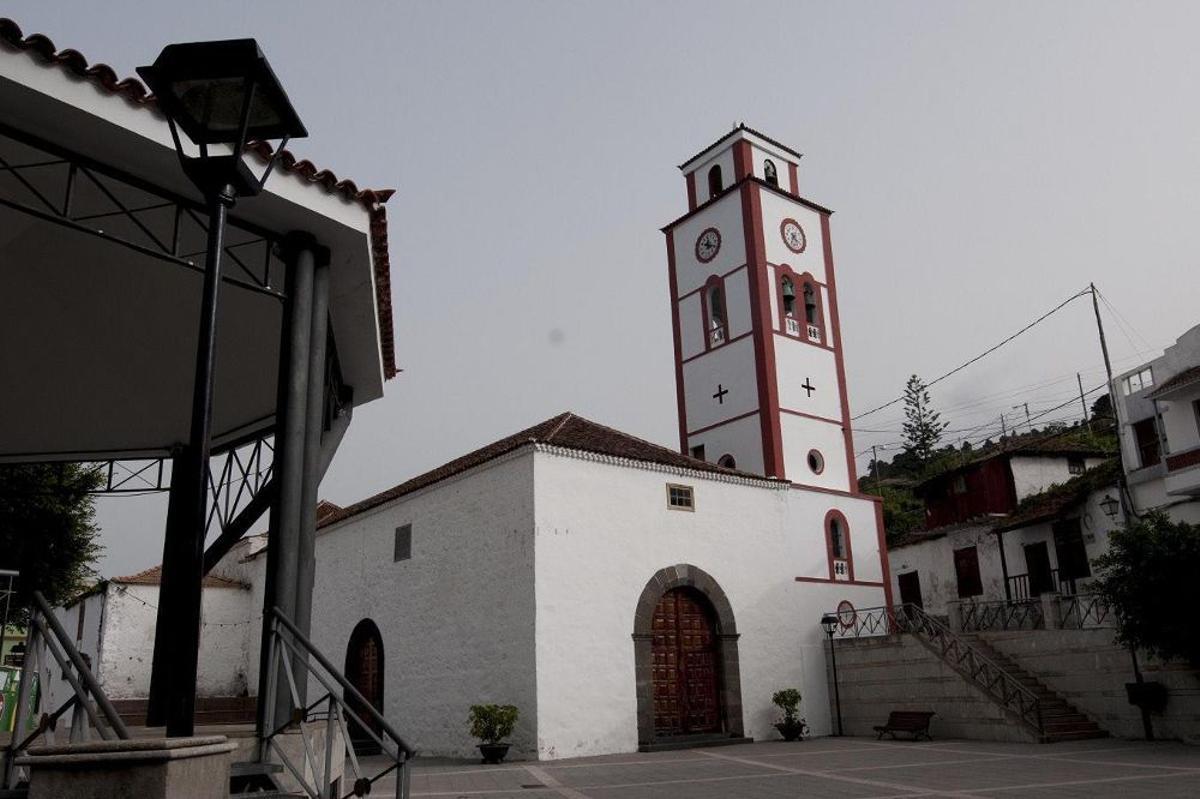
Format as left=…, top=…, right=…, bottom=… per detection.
left=468, top=704, right=519, bottom=744
left=772, top=689, right=802, bottom=724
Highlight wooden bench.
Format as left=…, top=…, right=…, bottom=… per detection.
left=873, top=710, right=935, bottom=740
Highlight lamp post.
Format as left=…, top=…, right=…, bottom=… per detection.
left=136, top=40, right=306, bottom=737
left=820, top=613, right=843, bottom=736
left=1100, top=494, right=1120, bottom=520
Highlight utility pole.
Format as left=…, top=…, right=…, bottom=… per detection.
left=1077, top=372, right=1092, bottom=434
left=1090, top=282, right=1152, bottom=741
left=1000, top=414, right=1007, bottom=438
left=871, top=445, right=882, bottom=494
left=1012, top=402, right=1032, bottom=432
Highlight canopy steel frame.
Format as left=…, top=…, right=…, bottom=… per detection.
left=0, top=120, right=287, bottom=301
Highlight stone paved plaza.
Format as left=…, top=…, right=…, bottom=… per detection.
left=366, top=737, right=1200, bottom=798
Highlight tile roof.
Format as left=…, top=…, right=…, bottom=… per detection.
left=319, top=411, right=767, bottom=529
left=114, top=565, right=250, bottom=590
left=1147, top=364, right=1200, bottom=399
left=678, top=123, right=804, bottom=170
left=0, top=17, right=397, bottom=379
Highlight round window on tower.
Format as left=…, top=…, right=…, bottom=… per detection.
left=807, top=449, right=825, bottom=474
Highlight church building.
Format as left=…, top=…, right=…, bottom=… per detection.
left=75, top=126, right=892, bottom=761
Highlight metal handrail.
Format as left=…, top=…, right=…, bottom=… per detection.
left=262, top=606, right=413, bottom=799
left=958, top=598, right=1044, bottom=632
left=832, top=603, right=1043, bottom=734
left=2, top=590, right=131, bottom=790
left=1060, top=593, right=1113, bottom=629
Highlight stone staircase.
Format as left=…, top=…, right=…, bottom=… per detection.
left=961, top=635, right=1107, bottom=742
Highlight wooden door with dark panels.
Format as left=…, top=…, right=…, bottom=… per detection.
left=344, top=619, right=385, bottom=754
left=651, top=587, right=721, bottom=736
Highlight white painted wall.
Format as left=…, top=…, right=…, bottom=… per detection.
left=678, top=292, right=704, bottom=361
left=780, top=413, right=850, bottom=492
left=306, top=450, right=538, bottom=760
left=1009, top=456, right=1105, bottom=502
left=748, top=143, right=798, bottom=187
left=688, top=149, right=738, bottom=204
left=686, top=412, right=764, bottom=475
left=888, top=523, right=1001, bottom=616
left=531, top=447, right=886, bottom=760
left=758, top=192, right=827, bottom=283
left=774, top=339, right=841, bottom=421
left=682, top=335, right=758, bottom=432
left=671, top=193, right=746, bottom=297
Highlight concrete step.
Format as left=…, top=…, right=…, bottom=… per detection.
left=1043, top=729, right=1110, bottom=743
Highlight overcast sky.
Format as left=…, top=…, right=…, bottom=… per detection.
left=6, top=1, right=1197, bottom=576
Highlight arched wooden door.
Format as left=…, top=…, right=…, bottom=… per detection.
left=651, top=587, right=721, bottom=736
left=344, top=619, right=384, bottom=755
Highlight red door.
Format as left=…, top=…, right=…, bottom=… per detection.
left=651, top=588, right=721, bottom=736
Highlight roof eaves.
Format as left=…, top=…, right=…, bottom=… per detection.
left=677, top=123, right=804, bottom=171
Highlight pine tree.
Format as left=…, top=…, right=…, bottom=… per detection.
left=901, top=374, right=948, bottom=466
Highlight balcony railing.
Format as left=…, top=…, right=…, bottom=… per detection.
left=1005, top=569, right=1078, bottom=601
left=708, top=324, right=727, bottom=346
left=785, top=317, right=800, bottom=336
left=807, top=324, right=821, bottom=342
left=959, top=598, right=1044, bottom=632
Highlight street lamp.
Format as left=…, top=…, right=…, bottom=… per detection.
left=820, top=613, right=843, bottom=736
left=136, top=39, right=306, bottom=738
left=1100, top=494, right=1120, bottom=519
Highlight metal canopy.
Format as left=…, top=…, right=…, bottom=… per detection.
left=0, top=43, right=387, bottom=464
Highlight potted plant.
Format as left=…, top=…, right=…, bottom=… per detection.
left=469, top=703, right=519, bottom=763
left=772, top=689, right=809, bottom=741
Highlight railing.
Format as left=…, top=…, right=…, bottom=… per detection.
left=262, top=607, right=415, bottom=799
left=807, top=323, right=821, bottom=342
left=831, top=603, right=1043, bottom=735
left=2, top=591, right=131, bottom=791
left=785, top=317, right=800, bottom=336
left=959, top=599, right=1044, bottom=632
left=1005, top=570, right=1077, bottom=601
left=1060, top=594, right=1113, bottom=629
left=709, top=325, right=727, bottom=346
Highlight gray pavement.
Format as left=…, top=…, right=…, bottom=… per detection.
left=362, top=736, right=1200, bottom=798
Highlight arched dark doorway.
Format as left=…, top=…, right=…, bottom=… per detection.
left=344, top=619, right=384, bottom=755
left=632, top=564, right=744, bottom=747
left=651, top=587, right=721, bottom=735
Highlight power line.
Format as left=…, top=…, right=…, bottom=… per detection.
left=852, top=287, right=1092, bottom=421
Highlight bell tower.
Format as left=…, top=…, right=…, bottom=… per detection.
left=662, top=125, right=858, bottom=492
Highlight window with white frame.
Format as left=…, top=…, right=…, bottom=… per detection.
left=666, top=483, right=694, bottom=511
left=1123, top=367, right=1154, bottom=395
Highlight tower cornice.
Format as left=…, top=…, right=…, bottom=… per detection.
left=660, top=176, right=834, bottom=234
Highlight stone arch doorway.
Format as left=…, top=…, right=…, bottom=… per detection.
left=344, top=618, right=384, bottom=755
left=632, top=565, right=744, bottom=745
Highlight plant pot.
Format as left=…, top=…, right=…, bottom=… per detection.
left=478, top=742, right=511, bottom=764
left=774, top=719, right=806, bottom=742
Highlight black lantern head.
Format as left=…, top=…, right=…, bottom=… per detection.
left=1100, top=493, right=1120, bottom=519
left=138, top=39, right=307, bottom=199
left=820, top=613, right=838, bottom=635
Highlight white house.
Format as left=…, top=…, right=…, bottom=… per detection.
left=887, top=439, right=1112, bottom=616
left=67, top=126, right=892, bottom=760
left=1114, top=323, right=1200, bottom=524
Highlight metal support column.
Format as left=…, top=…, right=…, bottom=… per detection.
left=146, top=187, right=232, bottom=736
left=256, top=235, right=315, bottom=743
left=294, top=242, right=330, bottom=709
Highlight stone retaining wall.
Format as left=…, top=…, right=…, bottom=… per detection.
left=826, top=635, right=1038, bottom=743
left=978, top=629, right=1200, bottom=741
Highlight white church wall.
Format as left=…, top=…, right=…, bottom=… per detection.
left=678, top=292, right=704, bottom=361
left=532, top=449, right=886, bottom=759
left=747, top=143, right=796, bottom=186
left=688, top=148, right=738, bottom=205
left=774, top=340, right=841, bottom=422
left=306, top=450, right=538, bottom=760
left=723, top=268, right=752, bottom=339
left=687, top=412, right=764, bottom=475
left=780, top=414, right=849, bottom=492
left=91, top=583, right=253, bottom=701
left=758, top=191, right=827, bottom=284
left=682, top=335, right=758, bottom=432
left=671, top=192, right=745, bottom=298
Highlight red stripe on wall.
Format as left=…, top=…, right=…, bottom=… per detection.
left=666, top=231, right=688, bottom=454
left=740, top=181, right=785, bottom=478
left=733, top=140, right=753, bottom=181
left=685, top=171, right=697, bottom=211
left=787, top=162, right=799, bottom=195
left=820, top=214, right=858, bottom=488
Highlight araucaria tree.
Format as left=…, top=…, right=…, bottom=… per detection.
left=901, top=374, right=948, bottom=466
left=1093, top=511, right=1200, bottom=665
left=0, top=463, right=103, bottom=620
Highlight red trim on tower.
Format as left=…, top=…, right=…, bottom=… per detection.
left=740, top=181, right=785, bottom=478
left=774, top=265, right=827, bottom=346
left=788, top=162, right=799, bottom=195
left=732, top=140, right=753, bottom=181
left=686, top=171, right=697, bottom=211
left=824, top=509, right=854, bottom=581
left=666, top=231, right=688, bottom=454
left=677, top=263, right=747, bottom=302
left=821, top=213, right=858, bottom=488
left=779, top=408, right=843, bottom=426
left=687, top=409, right=759, bottom=437
left=874, top=499, right=895, bottom=610
left=794, top=576, right=883, bottom=587
left=680, top=331, right=753, bottom=364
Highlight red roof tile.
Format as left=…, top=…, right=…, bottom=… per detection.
left=0, top=17, right=397, bottom=380
left=1147, top=365, right=1200, bottom=399
left=115, top=565, right=249, bottom=590
left=319, top=412, right=767, bottom=529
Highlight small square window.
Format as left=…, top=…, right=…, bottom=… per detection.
left=690, top=444, right=706, bottom=461
left=394, top=524, right=412, bottom=562
left=666, top=483, right=694, bottom=511
left=1068, top=457, right=1085, bottom=475
left=952, top=475, right=968, bottom=494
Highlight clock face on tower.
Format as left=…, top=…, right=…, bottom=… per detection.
left=695, top=227, right=721, bottom=263
left=780, top=218, right=807, bottom=254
